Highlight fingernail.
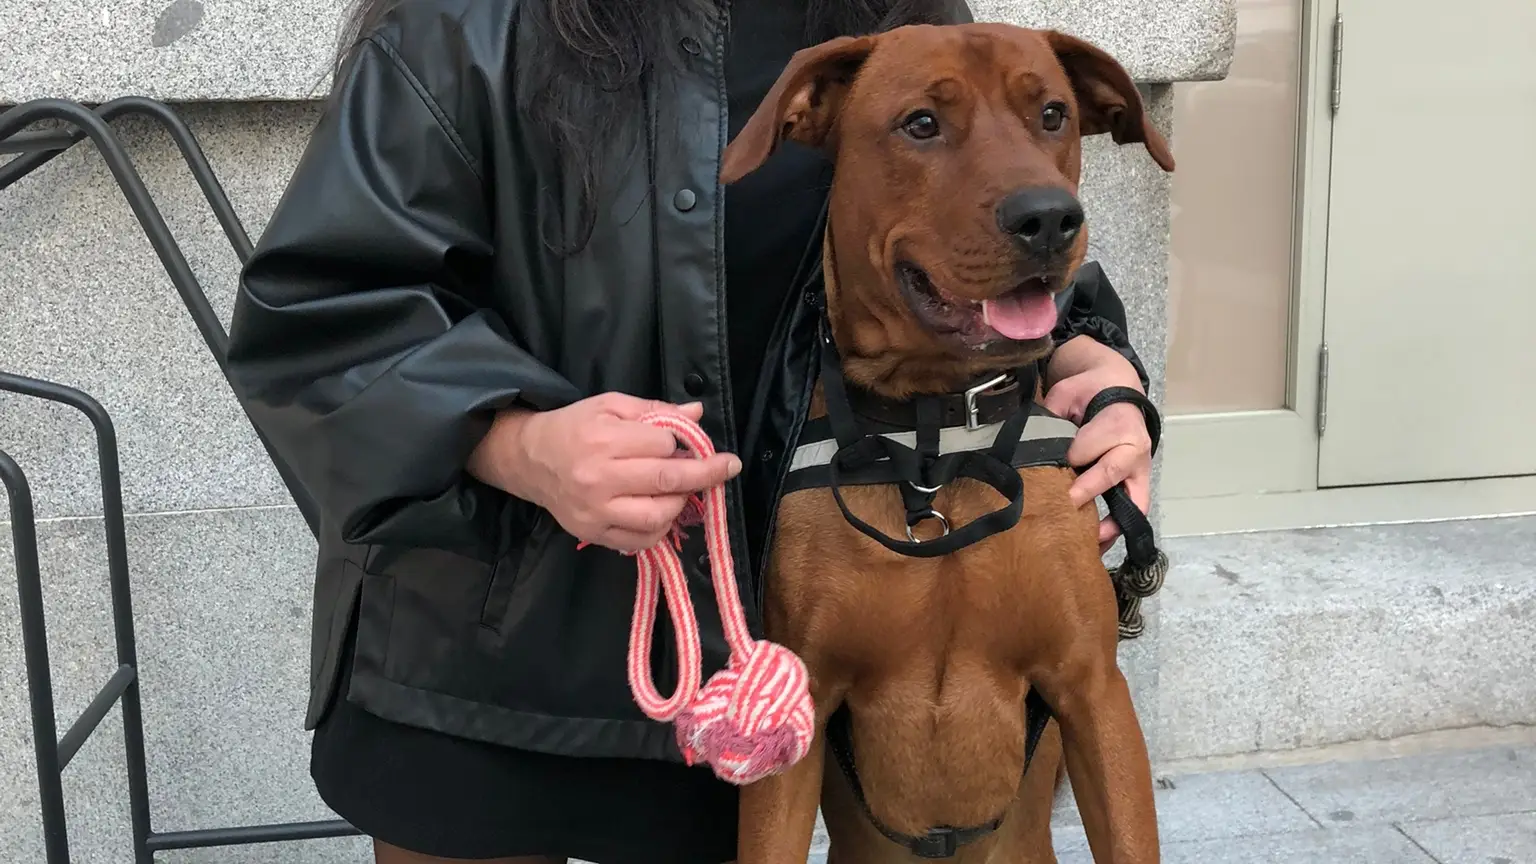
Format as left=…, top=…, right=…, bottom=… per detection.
left=727, top=456, right=743, bottom=476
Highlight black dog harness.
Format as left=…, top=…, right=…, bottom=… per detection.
left=784, top=310, right=1169, bottom=859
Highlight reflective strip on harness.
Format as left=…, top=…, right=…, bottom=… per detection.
left=782, top=408, right=1080, bottom=495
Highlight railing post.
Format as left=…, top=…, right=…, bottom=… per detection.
left=1, top=449, right=71, bottom=864
left=2, top=97, right=359, bottom=860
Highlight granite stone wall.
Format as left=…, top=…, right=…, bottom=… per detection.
left=0, top=4, right=1234, bottom=861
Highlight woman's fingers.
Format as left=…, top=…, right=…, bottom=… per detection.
left=1065, top=399, right=1154, bottom=553
left=604, top=452, right=744, bottom=498
left=603, top=494, right=691, bottom=539
left=1070, top=443, right=1139, bottom=510
left=594, top=392, right=705, bottom=423
left=1067, top=402, right=1152, bottom=502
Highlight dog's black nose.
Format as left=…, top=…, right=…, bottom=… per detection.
left=996, top=187, right=1084, bottom=256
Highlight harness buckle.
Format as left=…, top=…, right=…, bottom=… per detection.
left=911, top=828, right=961, bottom=859
left=963, top=374, right=1012, bottom=431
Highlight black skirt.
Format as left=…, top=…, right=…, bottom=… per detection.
left=311, top=623, right=739, bottom=863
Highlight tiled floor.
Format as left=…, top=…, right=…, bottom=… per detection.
left=803, top=741, right=1536, bottom=863
left=1049, top=742, right=1536, bottom=863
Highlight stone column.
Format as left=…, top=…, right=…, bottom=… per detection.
left=974, top=0, right=1234, bottom=762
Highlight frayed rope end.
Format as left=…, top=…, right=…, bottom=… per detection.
left=672, top=640, right=815, bottom=786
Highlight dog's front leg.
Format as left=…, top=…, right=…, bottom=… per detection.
left=1036, top=655, right=1158, bottom=864
left=737, top=728, right=828, bottom=864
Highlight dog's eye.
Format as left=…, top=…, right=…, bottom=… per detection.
left=1042, top=102, right=1068, bottom=132
left=901, top=110, right=941, bottom=140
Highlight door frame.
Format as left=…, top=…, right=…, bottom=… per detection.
left=1158, top=0, right=1335, bottom=502
left=1157, top=0, right=1536, bottom=534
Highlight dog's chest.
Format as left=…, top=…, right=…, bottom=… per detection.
left=769, top=466, right=1094, bottom=666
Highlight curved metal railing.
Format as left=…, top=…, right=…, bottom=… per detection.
left=0, top=96, right=317, bottom=532
left=1, top=97, right=356, bottom=863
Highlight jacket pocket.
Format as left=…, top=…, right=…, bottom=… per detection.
left=479, top=510, right=557, bottom=633
left=303, top=552, right=366, bottom=730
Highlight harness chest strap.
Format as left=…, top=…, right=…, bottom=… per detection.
left=812, top=325, right=1042, bottom=559
left=799, top=316, right=1165, bottom=582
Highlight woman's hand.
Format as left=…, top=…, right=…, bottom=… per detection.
left=468, top=394, right=742, bottom=553
left=1043, top=338, right=1153, bottom=552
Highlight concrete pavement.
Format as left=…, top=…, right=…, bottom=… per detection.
left=1055, top=734, right=1536, bottom=863
left=806, top=730, right=1536, bottom=863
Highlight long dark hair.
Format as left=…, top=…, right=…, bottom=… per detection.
left=333, top=0, right=955, bottom=254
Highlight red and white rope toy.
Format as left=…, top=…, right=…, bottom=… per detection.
left=583, top=412, right=814, bottom=785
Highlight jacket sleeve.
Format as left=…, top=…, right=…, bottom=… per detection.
left=1052, top=260, right=1152, bottom=393
left=939, top=0, right=975, bottom=23
left=226, top=35, right=581, bottom=555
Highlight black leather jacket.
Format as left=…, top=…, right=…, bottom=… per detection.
left=226, top=0, right=1148, bottom=761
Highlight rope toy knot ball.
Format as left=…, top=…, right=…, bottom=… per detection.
left=675, top=638, right=814, bottom=785
left=590, top=412, right=815, bottom=785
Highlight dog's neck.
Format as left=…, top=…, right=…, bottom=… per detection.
left=820, top=236, right=1048, bottom=403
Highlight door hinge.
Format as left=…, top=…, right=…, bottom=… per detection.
left=1316, top=342, right=1330, bottom=437
left=1330, top=12, right=1344, bottom=115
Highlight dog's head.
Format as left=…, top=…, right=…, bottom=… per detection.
left=721, top=24, right=1174, bottom=395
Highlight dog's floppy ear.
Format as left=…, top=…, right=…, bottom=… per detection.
left=1045, top=30, right=1175, bottom=172
left=720, top=35, right=877, bottom=184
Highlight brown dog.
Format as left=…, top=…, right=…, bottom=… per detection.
left=719, top=22, right=1175, bottom=864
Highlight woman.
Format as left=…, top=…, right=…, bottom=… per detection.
left=225, top=0, right=1157, bottom=859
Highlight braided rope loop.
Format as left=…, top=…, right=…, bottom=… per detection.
left=619, top=413, right=815, bottom=784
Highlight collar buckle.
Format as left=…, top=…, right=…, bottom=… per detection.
left=963, top=374, right=1013, bottom=431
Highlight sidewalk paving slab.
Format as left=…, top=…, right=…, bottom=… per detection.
left=1051, top=769, right=1318, bottom=849
left=1398, top=812, right=1536, bottom=864
left=1058, top=825, right=1438, bottom=864
left=774, top=742, right=1536, bottom=863
left=1263, top=744, right=1536, bottom=825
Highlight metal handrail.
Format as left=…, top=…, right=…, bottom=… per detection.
left=0, top=97, right=317, bottom=533
left=0, top=96, right=254, bottom=266
left=0, top=97, right=357, bottom=862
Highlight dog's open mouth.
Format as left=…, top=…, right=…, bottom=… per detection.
left=897, top=263, right=1059, bottom=347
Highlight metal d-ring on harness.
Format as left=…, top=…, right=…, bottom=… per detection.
left=902, top=374, right=1016, bottom=542
left=818, top=323, right=1035, bottom=561
left=803, top=303, right=1168, bottom=859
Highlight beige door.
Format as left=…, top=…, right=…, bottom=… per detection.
left=1318, top=0, right=1536, bottom=487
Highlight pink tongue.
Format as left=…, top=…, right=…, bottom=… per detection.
left=982, top=290, right=1057, bottom=340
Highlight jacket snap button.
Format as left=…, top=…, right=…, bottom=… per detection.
left=673, top=188, right=697, bottom=212
left=697, top=553, right=710, bottom=570
left=680, top=36, right=702, bottom=56
left=683, top=372, right=707, bottom=397
left=760, top=449, right=775, bottom=463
